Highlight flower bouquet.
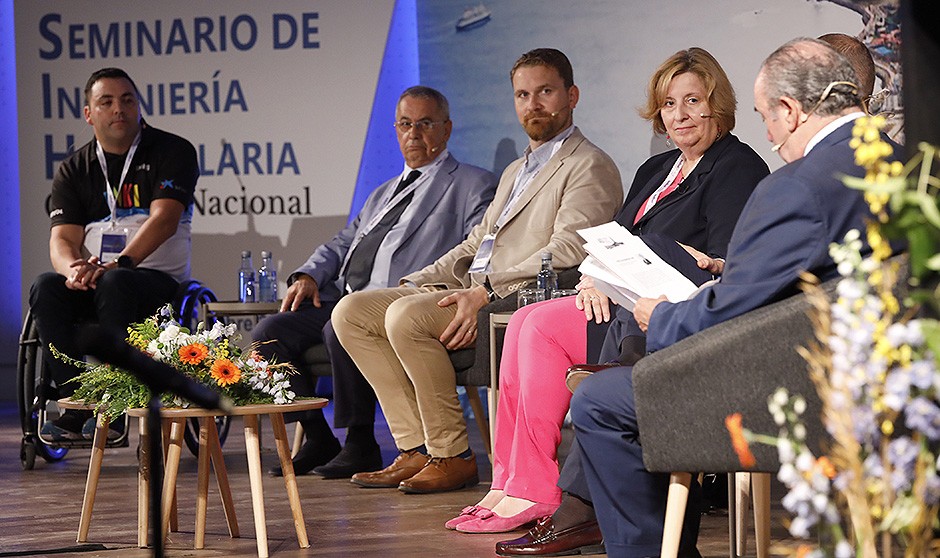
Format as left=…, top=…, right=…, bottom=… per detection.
left=52, top=304, right=296, bottom=419
left=726, top=117, right=940, bottom=558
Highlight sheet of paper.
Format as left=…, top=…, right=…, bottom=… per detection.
left=577, top=222, right=697, bottom=302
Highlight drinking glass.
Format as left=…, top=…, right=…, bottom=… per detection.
left=517, top=288, right=545, bottom=308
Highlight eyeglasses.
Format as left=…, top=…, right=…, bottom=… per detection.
left=394, top=119, right=447, bottom=133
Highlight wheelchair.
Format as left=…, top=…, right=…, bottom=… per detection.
left=17, top=279, right=229, bottom=470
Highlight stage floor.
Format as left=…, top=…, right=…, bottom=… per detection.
left=0, top=401, right=792, bottom=557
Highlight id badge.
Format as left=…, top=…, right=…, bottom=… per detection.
left=469, top=234, right=496, bottom=274
left=100, top=232, right=127, bottom=262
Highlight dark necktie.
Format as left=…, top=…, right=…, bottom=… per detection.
left=344, top=170, right=421, bottom=292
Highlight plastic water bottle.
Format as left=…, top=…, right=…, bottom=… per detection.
left=238, top=250, right=255, bottom=303
left=258, top=250, right=277, bottom=302
left=536, top=251, right=558, bottom=300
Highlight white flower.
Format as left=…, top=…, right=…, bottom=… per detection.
left=811, top=493, right=830, bottom=513
left=834, top=540, right=853, bottom=558
left=778, top=463, right=799, bottom=484
left=795, top=450, right=816, bottom=472
left=793, top=423, right=807, bottom=441
left=793, top=396, right=807, bottom=415
left=158, top=323, right=181, bottom=344
left=777, top=439, right=796, bottom=463
left=207, top=321, right=227, bottom=340
left=788, top=516, right=812, bottom=538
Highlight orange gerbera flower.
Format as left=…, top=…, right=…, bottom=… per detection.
left=178, top=343, right=209, bottom=365
left=725, top=413, right=756, bottom=468
left=210, top=359, right=241, bottom=386
left=816, top=456, right=837, bottom=479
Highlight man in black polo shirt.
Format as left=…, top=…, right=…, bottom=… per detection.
left=31, top=67, right=198, bottom=440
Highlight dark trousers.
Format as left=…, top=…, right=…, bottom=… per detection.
left=598, top=234, right=714, bottom=364
left=560, top=234, right=711, bottom=557
left=251, top=301, right=378, bottom=429
left=29, top=269, right=179, bottom=397
left=570, top=365, right=702, bottom=558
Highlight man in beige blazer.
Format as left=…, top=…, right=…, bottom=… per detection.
left=332, top=48, right=623, bottom=494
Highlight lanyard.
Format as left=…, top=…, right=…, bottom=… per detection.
left=635, top=153, right=698, bottom=222
left=95, top=131, right=142, bottom=224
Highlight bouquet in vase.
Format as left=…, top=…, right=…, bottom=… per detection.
left=52, top=304, right=296, bottom=418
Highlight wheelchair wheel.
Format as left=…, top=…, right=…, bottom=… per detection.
left=20, top=438, right=36, bottom=470
left=183, top=415, right=232, bottom=456
left=17, top=309, right=69, bottom=469
left=174, top=279, right=217, bottom=331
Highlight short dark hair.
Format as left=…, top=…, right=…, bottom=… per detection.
left=510, top=48, right=574, bottom=89
left=817, top=33, right=876, bottom=100
left=398, top=85, right=450, bottom=120
left=84, top=68, right=140, bottom=107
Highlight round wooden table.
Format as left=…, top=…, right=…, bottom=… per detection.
left=68, top=398, right=327, bottom=558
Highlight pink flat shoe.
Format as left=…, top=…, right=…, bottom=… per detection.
left=444, top=505, right=492, bottom=530
left=456, top=502, right=557, bottom=534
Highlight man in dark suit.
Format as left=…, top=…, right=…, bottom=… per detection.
left=496, top=38, right=894, bottom=558
left=254, top=86, right=497, bottom=477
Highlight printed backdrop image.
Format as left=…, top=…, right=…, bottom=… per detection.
left=416, top=0, right=902, bottom=185
left=7, top=1, right=903, bottom=376
left=15, top=0, right=397, bottom=306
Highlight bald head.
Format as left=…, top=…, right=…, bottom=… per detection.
left=757, top=37, right=862, bottom=118
left=818, top=33, right=876, bottom=100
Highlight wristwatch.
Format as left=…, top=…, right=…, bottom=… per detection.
left=483, top=278, right=497, bottom=302
left=116, top=255, right=135, bottom=269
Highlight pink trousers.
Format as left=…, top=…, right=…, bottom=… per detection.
left=491, top=296, right=586, bottom=505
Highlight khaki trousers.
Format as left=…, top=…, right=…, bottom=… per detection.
left=331, top=287, right=470, bottom=457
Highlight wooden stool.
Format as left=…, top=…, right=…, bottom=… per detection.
left=67, top=398, right=327, bottom=558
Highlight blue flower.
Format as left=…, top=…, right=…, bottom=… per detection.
left=883, top=368, right=911, bottom=411
left=904, top=396, right=940, bottom=440
left=909, top=359, right=936, bottom=391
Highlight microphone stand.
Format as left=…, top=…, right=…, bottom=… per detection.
left=147, top=396, right=164, bottom=558
left=78, top=325, right=232, bottom=558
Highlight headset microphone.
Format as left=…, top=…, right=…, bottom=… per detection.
left=699, top=113, right=713, bottom=118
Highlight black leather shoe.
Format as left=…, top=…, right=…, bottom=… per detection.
left=495, top=517, right=603, bottom=556
left=268, top=436, right=341, bottom=477
left=313, top=443, right=384, bottom=479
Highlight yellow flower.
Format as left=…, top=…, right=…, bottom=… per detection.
left=210, top=358, right=241, bottom=386
left=178, top=343, right=209, bottom=365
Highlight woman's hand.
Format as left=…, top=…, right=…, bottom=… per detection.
left=575, top=275, right=616, bottom=323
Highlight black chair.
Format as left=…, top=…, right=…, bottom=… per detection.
left=293, top=269, right=582, bottom=459
left=17, top=279, right=219, bottom=469
left=631, top=255, right=907, bottom=558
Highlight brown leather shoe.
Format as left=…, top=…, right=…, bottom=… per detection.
left=350, top=450, right=429, bottom=488
left=398, top=454, right=479, bottom=494
left=495, top=516, right=603, bottom=556
left=565, top=363, right=618, bottom=394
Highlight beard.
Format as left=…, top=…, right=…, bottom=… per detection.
left=522, top=108, right=568, bottom=142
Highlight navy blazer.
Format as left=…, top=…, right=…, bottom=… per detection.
left=617, top=133, right=769, bottom=258
left=648, top=119, right=887, bottom=352
left=292, top=153, right=497, bottom=303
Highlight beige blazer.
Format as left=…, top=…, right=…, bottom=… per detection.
left=403, top=127, right=623, bottom=298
